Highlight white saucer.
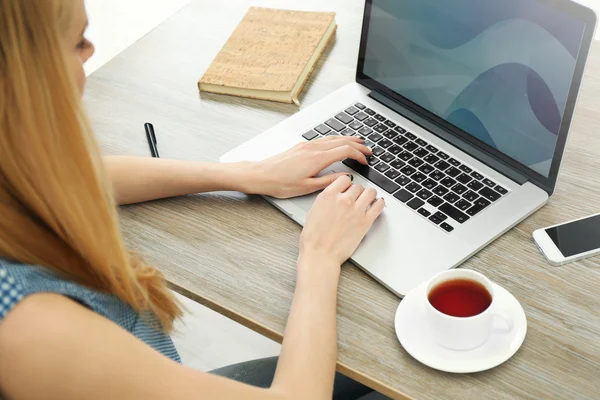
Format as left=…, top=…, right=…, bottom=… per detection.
left=394, top=281, right=527, bottom=373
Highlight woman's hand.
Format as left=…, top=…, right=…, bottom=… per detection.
left=248, top=136, right=372, bottom=199
left=298, top=175, right=385, bottom=275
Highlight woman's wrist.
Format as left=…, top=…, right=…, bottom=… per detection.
left=296, top=250, right=342, bottom=289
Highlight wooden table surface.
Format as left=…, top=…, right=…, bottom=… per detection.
left=84, top=0, right=600, bottom=398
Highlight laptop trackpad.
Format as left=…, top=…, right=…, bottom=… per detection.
left=290, top=169, right=336, bottom=213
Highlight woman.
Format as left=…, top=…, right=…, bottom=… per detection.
left=0, top=0, right=385, bottom=399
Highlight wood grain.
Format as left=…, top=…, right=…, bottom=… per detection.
left=84, top=0, right=600, bottom=398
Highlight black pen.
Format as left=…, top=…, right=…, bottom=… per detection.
left=144, top=122, right=160, bottom=158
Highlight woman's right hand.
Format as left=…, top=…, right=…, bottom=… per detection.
left=298, top=175, right=385, bottom=273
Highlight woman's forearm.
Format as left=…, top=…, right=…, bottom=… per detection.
left=104, top=156, right=260, bottom=205
left=271, top=254, right=341, bottom=400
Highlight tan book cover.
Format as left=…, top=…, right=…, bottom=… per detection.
left=198, top=7, right=337, bottom=105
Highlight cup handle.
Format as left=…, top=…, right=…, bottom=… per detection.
left=491, top=308, right=514, bottom=334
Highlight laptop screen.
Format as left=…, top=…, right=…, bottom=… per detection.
left=361, top=0, right=587, bottom=178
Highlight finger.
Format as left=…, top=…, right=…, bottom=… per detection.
left=324, top=174, right=353, bottom=194
left=324, top=145, right=369, bottom=166
left=344, top=184, right=365, bottom=201
left=356, top=187, right=378, bottom=210
left=313, top=135, right=365, bottom=144
left=312, top=138, right=372, bottom=156
left=306, top=172, right=353, bottom=192
left=366, top=198, right=385, bottom=221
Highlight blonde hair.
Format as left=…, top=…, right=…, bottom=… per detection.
left=0, top=0, right=181, bottom=331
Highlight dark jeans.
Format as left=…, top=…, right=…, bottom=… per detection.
left=210, top=357, right=374, bottom=400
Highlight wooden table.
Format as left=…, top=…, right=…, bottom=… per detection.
left=84, top=0, right=600, bottom=398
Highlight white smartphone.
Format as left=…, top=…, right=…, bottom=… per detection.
left=533, top=212, right=600, bottom=266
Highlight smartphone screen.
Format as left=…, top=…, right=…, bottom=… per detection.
left=546, top=214, right=600, bottom=257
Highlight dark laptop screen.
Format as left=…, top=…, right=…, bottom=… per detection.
left=362, top=0, right=587, bottom=178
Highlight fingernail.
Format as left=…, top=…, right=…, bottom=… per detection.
left=347, top=174, right=354, bottom=181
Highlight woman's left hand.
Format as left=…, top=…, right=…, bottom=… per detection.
left=247, top=136, right=373, bottom=199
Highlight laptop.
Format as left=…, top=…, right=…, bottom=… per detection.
left=221, top=0, right=597, bottom=296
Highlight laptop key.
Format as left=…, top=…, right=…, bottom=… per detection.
left=482, top=178, right=496, bottom=187
left=445, top=167, right=461, bottom=177
left=415, top=138, right=428, bottom=147
left=340, top=128, right=354, bottom=136
left=412, top=172, right=427, bottom=183
left=433, top=211, right=448, bottom=222
left=326, top=132, right=340, bottom=137
left=426, top=145, right=438, bottom=153
left=459, top=165, right=473, bottom=174
left=440, top=177, right=456, bottom=188
left=335, top=112, right=353, bottom=124
left=315, top=124, right=331, bottom=135
left=354, top=112, right=369, bottom=121
left=372, top=147, right=385, bottom=156
left=374, top=114, right=386, bottom=122
left=419, top=164, right=434, bottom=174
left=395, top=175, right=411, bottom=186
left=342, top=159, right=400, bottom=193
left=429, top=215, right=443, bottom=225
left=383, top=130, right=398, bottom=139
left=424, top=154, right=440, bottom=164
left=448, top=158, right=461, bottom=167
left=379, top=139, right=393, bottom=148
left=435, top=160, right=450, bottom=171
left=407, top=198, right=425, bottom=210
left=408, top=158, right=424, bottom=168
left=433, top=185, right=449, bottom=196
left=390, top=159, right=405, bottom=170
left=375, top=163, right=390, bottom=173
left=326, top=118, right=346, bottom=131
left=471, top=171, right=484, bottom=180
left=416, top=189, right=433, bottom=200
left=345, top=106, right=359, bottom=115
left=437, top=151, right=450, bottom=160
left=400, top=165, right=417, bottom=176
left=403, top=141, right=419, bottom=151
left=455, top=199, right=471, bottom=211
left=418, top=208, right=431, bottom=218
left=385, top=169, right=401, bottom=180
left=385, top=120, right=396, bottom=128
left=480, top=186, right=501, bottom=202
left=367, top=156, right=380, bottom=166
left=302, top=130, right=319, bottom=140
left=463, top=190, right=479, bottom=202
left=364, top=108, right=375, bottom=115
left=427, top=195, right=443, bottom=207
left=388, top=145, right=403, bottom=155
left=495, top=185, right=508, bottom=195
left=355, top=103, right=366, bottom=110
left=374, top=124, right=389, bottom=133
left=405, top=132, right=416, bottom=140
left=422, top=178, right=437, bottom=190
left=398, top=151, right=413, bottom=161
left=349, top=121, right=363, bottom=130
left=439, top=203, right=470, bottom=224
left=380, top=152, right=395, bottom=163
left=368, top=133, right=383, bottom=142
left=430, top=170, right=445, bottom=181
left=358, top=126, right=373, bottom=135
left=452, top=184, right=467, bottom=195
left=443, top=192, right=460, bottom=203
left=414, top=147, right=429, bottom=158
left=394, top=189, right=413, bottom=202
left=440, top=222, right=454, bottom=232
left=364, top=118, right=378, bottom=127
left=467, top=180, right=484, bottom=191
left=466, top=198, right=491, bottom=216
left=456, top=173, right=473, bottom=184
left=406, top=182, right=421, bottom=193
left=395, top=126, right=407, bottom=134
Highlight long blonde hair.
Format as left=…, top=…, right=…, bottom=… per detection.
left=0, top=0, right=181, bottom=331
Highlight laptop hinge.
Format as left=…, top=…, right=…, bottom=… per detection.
left=368, top=90, right=528, bottom=185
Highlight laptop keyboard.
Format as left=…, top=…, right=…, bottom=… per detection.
left=302, top=103, right=510, bottom=233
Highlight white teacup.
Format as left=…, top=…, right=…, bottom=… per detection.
left=425, top=269, right=513, bottom=351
